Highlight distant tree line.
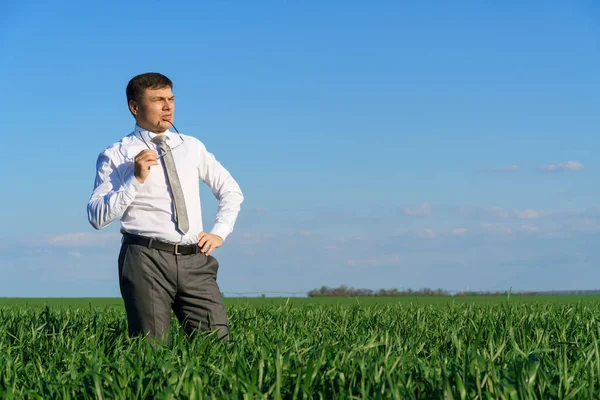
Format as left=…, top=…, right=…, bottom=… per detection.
left=307, top=285, right=453, bottom=297
left=307, top=285, right=600, bottom=297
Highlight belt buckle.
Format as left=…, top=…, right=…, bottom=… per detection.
left=174, top=243, right=181, bottom=255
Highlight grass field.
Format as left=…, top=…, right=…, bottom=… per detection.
left=1, top=296, right=600, bottom=398
left=3, top=293, right=600, bottom=307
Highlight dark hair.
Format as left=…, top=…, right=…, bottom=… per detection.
left=126, top=72, right=173, bottom=104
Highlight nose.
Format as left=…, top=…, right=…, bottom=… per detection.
left=163, top=100, right=172, bottom=110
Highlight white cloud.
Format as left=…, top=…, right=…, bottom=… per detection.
left=416, top=229, right=436, bottom=239
left=573, top=219, right=600, bottom=232
left=514, top=209, right=545, bottom=219
left=452, top=228, right=467, bottom=236
left=540, top=161, right=584, bottom=172
left=517, top=225, right=538, bottom=233
left=459, top=207, right=545, bottom=220
left=478, top=223, right=549, bottom=236
left=297, top=231, right=316, bottom=237
left=240, top=232, right=274, bottom=239
left=231, top=232, right=275, bottom=245
left=490, top=208, right=511, bottom=219
left=403, top=203, right=433, bottom=216
left=563, top=207, right=600, bottom=218
left=480, top=223, right=513, bottom=235
left=41, top=232, right=121, bottom=247
left=459, top=207, right=507, bottom=219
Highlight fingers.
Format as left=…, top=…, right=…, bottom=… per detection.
left=197, top=232, right=207, bottom=246
left=204, top=240, right=219, bottom=256
left=197, top=232, right=221, bottom=255
left=136, top=149, right=158, bottom=157
left=135, top=150, right=158, bottom=162
left=197, top=233, right=209, bottom=254
left=135, top=150, right=159, bottom=171
left=198, top=236, right=208, bottom=251
left=201, top=243, right=212, bottom=255
left=200, top=240, right=214, bottom=255
left=140, top=161, right=159, bottom=171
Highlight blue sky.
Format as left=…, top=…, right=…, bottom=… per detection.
left=1, top=1, right=599, bottom=297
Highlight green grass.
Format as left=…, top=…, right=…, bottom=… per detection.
left=3, top=294, right=600, bottom=307
left=2, top=297, right=600, bottom=398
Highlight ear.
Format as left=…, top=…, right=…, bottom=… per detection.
left=128, top=99, right=139, bottom=116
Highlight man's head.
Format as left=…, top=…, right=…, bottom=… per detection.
left=126, top=72, right=175, bottom=133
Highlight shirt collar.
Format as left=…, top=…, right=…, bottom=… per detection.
left=134, top=124, right=179, bottom=145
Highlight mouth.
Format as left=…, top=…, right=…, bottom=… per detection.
left=161, top=115, right=172, bottom=120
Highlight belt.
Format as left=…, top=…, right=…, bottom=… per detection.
left=122, top=233, right=199, bottom=255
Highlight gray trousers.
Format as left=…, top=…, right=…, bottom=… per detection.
left=117, top=241, right=229, bottom=343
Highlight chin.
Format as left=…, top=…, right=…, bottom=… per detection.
left=156, top=121, right=171, bottom=132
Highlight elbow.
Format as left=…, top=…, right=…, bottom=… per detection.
left=215, top=184, right=244, bottom=205
left=88, top=215, right=103, bottom=231
left=235, top=183, right=244, bottom=203
left=233, top=191, right=244, bottom=208
left=87, top=203, right=105, bottom=230
left=89, top=220, right=102, bottom=230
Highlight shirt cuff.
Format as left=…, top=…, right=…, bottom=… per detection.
left=122, top=175, right=142, bottom=199
left=210, top=223, right=231, bottom=242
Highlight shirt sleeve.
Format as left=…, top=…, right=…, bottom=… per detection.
left=87, top=151, right=142, bottom=230
left=197, top=141, right=244, bottom=241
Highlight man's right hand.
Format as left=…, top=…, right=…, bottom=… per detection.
left=134, top=149, right=159, bottom=184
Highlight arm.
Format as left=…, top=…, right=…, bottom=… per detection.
left=197, top=142, right=244, bottom=242
left=87, top=151, right=142, bottom=230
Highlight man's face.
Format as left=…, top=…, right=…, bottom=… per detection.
left=129, top=86, right=175, bottom=133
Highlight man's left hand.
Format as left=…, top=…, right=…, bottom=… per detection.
left=197, top=232, right=223, bottom=256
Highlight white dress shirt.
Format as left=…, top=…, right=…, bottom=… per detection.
left=87, top=124, right=244, bottom=245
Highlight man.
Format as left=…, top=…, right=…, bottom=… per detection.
left=87, top=72, right=243, bottom=343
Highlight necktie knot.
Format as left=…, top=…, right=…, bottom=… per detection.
left=151, top=135, right=169, bottom=145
